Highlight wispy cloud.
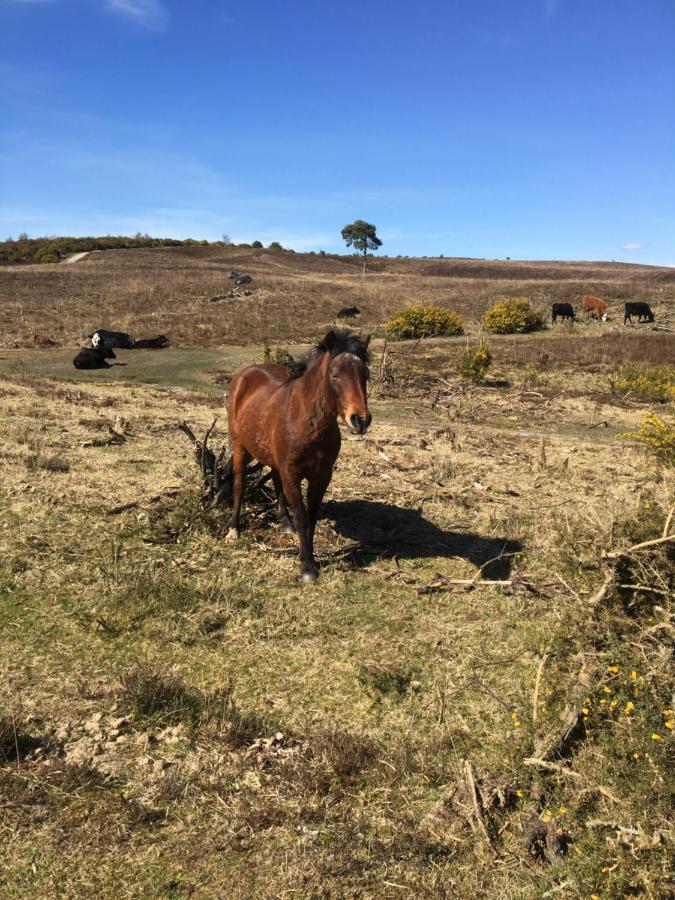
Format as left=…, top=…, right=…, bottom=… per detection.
left=621, top=242, right=641, bottom=251
left=105, top=0, right=167, bottom=30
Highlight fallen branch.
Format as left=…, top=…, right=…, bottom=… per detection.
left=587, top=570, right=614, bottom=607
left=663, top=504, right=675, bottom=539
left=522, top=758, right=583, bottom=780
left=532, top=645, right=551, bottom=725
left=603, top=533, right=675, bottom=559
left=108, top=488, right=181, bottom=516
left=464, top=760, right=493, bottom=848
left=416, top=576, right=513, bottom=594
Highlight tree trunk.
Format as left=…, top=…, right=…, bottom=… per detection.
left=362, top=247, right=367, bottom=275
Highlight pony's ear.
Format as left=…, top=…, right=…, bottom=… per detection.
left=323, top=329, right=336, bottom=351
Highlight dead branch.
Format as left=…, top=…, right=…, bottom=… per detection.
left=522, top=758, right=583, bottom=780
left=603, top=533, right=675, bottom=559
left=108, top=488, right=181, bottom=516
left=663, top=504, right=675, bottom=539
left=178, top=420, right=274, bottom=510
left=587, top=570, right=614, bottom=607
left=532, top=645, right=551, bottom=724
left=618, top=583, right=671, bottom=596
left=464, top=760, right=493, bottom=847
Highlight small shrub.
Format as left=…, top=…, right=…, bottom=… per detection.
left=482, top=298, right=543, bottom=334
left=23, top=452, right=70, bottom=473
left=384, top=305, right=464, bottom=340
left=611, top=365, right=675, bottom=404
left=117, top=665, right=204, bottom=725
left=456, top=341, right=492, bottom=382
left=259, top=346, right=295, bottom=368
left=618, top=414, right=675, bottom=466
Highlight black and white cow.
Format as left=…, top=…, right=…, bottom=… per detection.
left=90, top=329, right=135, bottom=349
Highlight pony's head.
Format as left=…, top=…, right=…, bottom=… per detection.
left=321, top=329, right=372, bottom=435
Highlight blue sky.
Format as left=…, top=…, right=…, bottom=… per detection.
left=1, top=0, right=674, bottom=264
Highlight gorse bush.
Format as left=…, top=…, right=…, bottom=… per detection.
left=611, top=365, right=675, bottom=404
left=384, top=305, right=464, bottom=340
left=482, top=298, right=543, bottom=334
left=456, top=341, right=492, bottom=382
left=260, top=346, right=295, bottom=368
left=618, top=414, right=675, bottom=466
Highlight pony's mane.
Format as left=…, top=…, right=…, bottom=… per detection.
left=289, top=329, right=370, bottom=379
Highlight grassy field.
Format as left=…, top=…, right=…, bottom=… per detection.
left=0, top=249, right=675, bottom=900
left=1, top=245, right=674, bottom=348
left=0, top=250, right=673, bottom=898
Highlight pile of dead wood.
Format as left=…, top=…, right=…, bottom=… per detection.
left=178, top=419, right=273, bottom=508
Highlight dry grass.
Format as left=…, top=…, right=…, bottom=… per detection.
left=0, top=339, right=672, bottom=897
left=1, top=245, right=673, bottom=348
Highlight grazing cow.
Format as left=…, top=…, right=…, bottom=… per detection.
left=581, top=295, right=607, bottom=320
left=624, top=301, right=654, bottom=324
left=337, top=306, right=361, bottom=319
left=551, top=302, right=575, bottom=324
left=73, top=346, right=116, bottom=369
left=90, top=329, right=135, bottom=349
left=133, top=335, right=170, bottom=349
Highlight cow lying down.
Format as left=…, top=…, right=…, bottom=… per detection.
left=73, top=346, right=116, bottom=369
left=90, top=330, right=170, bottom=350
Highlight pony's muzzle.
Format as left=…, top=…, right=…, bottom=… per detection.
left=349, top=413, right=372, bottom=435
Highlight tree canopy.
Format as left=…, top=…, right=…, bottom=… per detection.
left=341, top=220, right=382, bottom=273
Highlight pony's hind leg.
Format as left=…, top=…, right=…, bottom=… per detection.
left=271, top=469, right=295, bottom=533
left=226, top=443, right=250, bottom=541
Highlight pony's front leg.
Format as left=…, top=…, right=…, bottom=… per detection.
left=281, top=474, right=318, bottom=582
left=306, top=471, right=332, bottom=552
left=226, top=444, right=250, bottom=541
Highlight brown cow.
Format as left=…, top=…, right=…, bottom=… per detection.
left=581, top=295, right=607, bottom=320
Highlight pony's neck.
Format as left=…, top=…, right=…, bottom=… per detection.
left=299, top=351, right=337, bottom=435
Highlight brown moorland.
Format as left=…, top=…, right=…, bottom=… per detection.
left=0, top=248, right=672, bottom=898
left=1, top=245, right=673, bottom=348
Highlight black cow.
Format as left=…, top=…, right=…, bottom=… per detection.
left=624, top=302, right=654, bottom=324
left=90, top=329, right=135, bottom=349
left=73, top=346, right=116, bottom=369
left=133, top=335, right=170, bottom=349
left=337, top=306, right=361, bottom=319
left=551, top=302, right=575, bottom=324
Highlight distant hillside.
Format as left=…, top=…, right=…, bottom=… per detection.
left=0, top=244, right=673, bottom=348
left=0, top=234, right=233, bottom=265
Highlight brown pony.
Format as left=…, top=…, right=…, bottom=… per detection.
left=226, top=329, right=371, bottom=581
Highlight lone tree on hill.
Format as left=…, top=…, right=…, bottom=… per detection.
left=341, top=220, right=382, bottom=274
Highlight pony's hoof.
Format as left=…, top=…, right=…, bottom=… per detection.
left=302, top=569, right=319, bottom=583
left=225, top=527, right=239, bottom=543
left=281, top=521, right=296, bottom=535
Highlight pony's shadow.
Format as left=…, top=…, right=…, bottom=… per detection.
left=322, top=499, right=522, bottom=578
